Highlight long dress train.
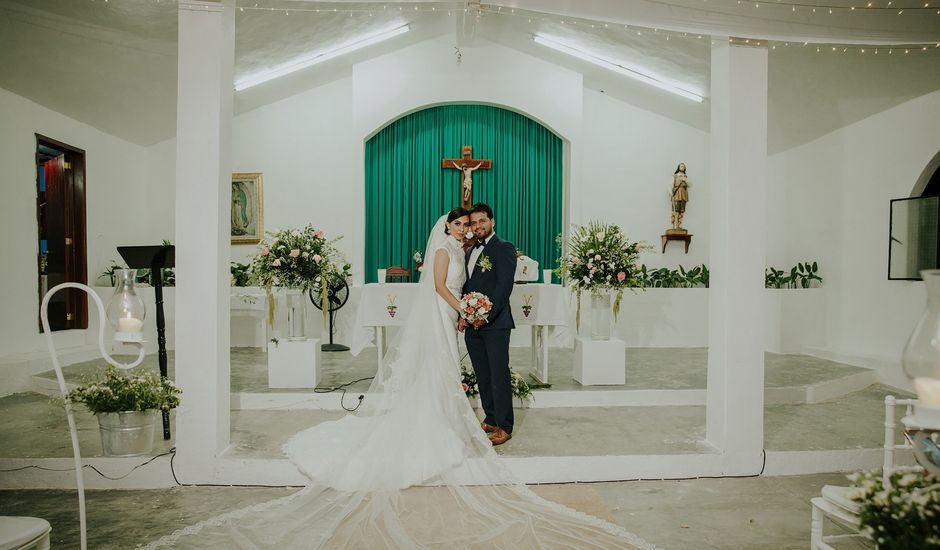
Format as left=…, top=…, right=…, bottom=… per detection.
left=139, top=217, right=655, bottom=549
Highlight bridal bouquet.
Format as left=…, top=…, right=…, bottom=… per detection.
left=555, top=221, right=650, bottom=329
left=460, top=292, right=493, bottom=326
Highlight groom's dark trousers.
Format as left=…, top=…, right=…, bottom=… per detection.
left=464, top=235, right=517, bottom=433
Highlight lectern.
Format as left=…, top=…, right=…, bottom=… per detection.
left=117, top=245, right=174, bottom=440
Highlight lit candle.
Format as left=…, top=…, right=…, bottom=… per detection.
left=117, top=316, right=143, bottom=333
left=914, top=377, right=940, bottom=407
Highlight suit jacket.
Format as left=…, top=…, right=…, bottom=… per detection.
left=463, top=234, right=517, bottom=331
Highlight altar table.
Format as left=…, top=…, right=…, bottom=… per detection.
left=351, top=282, right=569, bottom=383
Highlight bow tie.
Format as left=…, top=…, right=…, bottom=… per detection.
left=473, top=239, right=486, bottom=249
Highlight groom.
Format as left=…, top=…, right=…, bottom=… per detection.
left=459, top=203, right=517, bottom=446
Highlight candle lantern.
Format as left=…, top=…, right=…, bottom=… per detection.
left=901, top=270, right=940, bottom=475
left=106, top=269, right=146, bottom=342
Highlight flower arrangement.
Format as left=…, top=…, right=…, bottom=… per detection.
left=460, top=363, right=531, bottom=402
left=249, top=225, right=351, bottom=323
left=460, top=292, right=493, bottom=326
left=413, top=250, right=424, bottom=265
left=848, top=469, right=940, bottom=548
left=66, top=366, right=181, bottom=414
left=555, top=221, right=650, bottom=329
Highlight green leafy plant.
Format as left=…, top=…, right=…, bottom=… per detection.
left=766, top=262, right=823, bottom=288
left=65, top=366, right=181, bottom=414
left=848, top=469, right=940, bottom=549
left=636, top=264, right=709, bottom=288
left=231, top=262, right=253, bottom=287
left=99, top=260, right=125, bottom=286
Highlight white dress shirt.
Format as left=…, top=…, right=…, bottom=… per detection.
left=467, top=233, right=495, bottom=278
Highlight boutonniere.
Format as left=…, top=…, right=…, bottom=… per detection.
left=478, top=255, right=493, bottom=272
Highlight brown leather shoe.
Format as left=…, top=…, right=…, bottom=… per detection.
left=488, top=428, right=512, bottom=446
left=481, top=422, right=497, bottom=434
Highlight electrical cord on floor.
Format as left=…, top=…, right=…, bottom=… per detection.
left=313, top=376, right=374, bottom=412
left=0, top=449, right=175, bottom=481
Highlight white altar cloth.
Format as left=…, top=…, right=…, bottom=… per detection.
left=351, top=282, right=569, bottom=383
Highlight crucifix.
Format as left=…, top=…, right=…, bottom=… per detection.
left=442, top=145, right=492, bottom=209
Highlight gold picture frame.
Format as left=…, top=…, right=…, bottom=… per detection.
left=231, top=172, right=264, bottom=244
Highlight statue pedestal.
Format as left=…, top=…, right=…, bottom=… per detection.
left=661, top=232, right=693, bottom=254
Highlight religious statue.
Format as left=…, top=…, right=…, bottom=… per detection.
left=669, top=163, right=689, bottom=232
left=451, top=160, right=484, bottom=203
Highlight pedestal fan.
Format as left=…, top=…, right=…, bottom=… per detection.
left=309, top=278, right=350, bottom=352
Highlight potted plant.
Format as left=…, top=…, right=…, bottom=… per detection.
left=848, top=469, right=940, bottom=549
left=65, top=367, right=181, bottom=457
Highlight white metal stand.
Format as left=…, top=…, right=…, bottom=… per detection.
left=40, top=283, right=146, bottom=550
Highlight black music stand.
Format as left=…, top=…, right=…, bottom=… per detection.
left=118, top=245, right=175, bottom=440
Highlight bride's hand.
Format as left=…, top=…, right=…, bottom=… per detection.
left=457, top=318, right=468, bottom=332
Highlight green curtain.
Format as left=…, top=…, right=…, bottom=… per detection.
left=365, top=104, right=563, bottom=283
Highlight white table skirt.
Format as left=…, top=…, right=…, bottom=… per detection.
left=350, top=283, right=570, bottom=383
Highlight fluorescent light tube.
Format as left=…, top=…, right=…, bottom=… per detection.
left=235, top=25, right=410, bottom=91
left=532, top=34, right=704, bottom=103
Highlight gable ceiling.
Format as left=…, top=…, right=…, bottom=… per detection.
left=0, top=0, right=937, bottom=151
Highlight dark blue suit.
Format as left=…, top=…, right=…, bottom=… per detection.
left=463, top=234, right=517, bottom=433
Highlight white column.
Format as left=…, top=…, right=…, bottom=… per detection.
left=174, top=0, right=234, bottom=478
left=706, top=41, right=767, bottom=472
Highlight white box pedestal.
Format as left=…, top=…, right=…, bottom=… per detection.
left=267, top=338, right=321, bottom=388
left=573, top=336, right=626, bottom=386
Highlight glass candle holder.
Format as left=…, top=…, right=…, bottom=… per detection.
left=106, top=269, right=146, bottom=341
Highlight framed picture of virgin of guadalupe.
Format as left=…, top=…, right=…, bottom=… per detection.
left=231, top=172, right=264, bottom=244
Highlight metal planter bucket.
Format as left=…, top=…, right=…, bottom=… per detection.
left=97, top=410, right=157, bottom=457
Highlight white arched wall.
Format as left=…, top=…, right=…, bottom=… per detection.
left=349, top=34, right=584, bottom=282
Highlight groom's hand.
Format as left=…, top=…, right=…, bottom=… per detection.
left=458, top=318, right=468, bottom=332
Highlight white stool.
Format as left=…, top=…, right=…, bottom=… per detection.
left=0, top=517, right=51, bottom=550
left=267, top=338, right=322, bottom=388
left=573, top=336, right=626, bottom=386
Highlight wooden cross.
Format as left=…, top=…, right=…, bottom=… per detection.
left=442, top=145, right=492, bottom=209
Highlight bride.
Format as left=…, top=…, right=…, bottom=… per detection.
left=141, top=209, right=653, bottom=549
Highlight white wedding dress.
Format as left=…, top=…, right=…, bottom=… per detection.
left=141, top=216, right=653, bottom=549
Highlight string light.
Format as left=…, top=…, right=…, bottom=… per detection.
left=220, top=0, right=940, bottom=58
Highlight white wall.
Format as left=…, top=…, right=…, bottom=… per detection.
left=581, top=88, right=710, bottom=269
left=0, top=87, right=173, bottom=363
left=231, top=77, right=356, bottom=265
left=228, top=35, right=710, bottom=282
left=767, top=90, right=940, bottom=388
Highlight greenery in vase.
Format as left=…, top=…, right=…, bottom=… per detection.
left=555, top=221, right=650, bottom=330
left=65, top=366, right=181, bottom=414
left=249, top=225, right=350, bottom=324
left=848, top=469, right=940, bottom=549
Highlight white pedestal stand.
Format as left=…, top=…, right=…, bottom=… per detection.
left=573, top=336, right=626, bottom=386
left=267, top=338, right=322, bottom=388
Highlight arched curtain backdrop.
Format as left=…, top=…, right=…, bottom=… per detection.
left=365, top=104, right=563, bottom=283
